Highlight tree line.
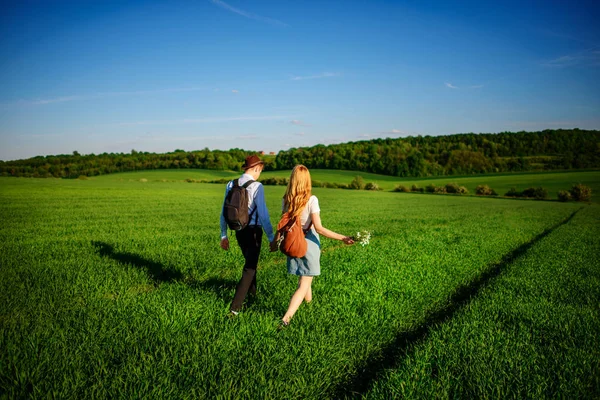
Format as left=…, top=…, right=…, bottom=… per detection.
left=275, top=129, right=600, bottom=176
left=1, top=129, right=598, bottom=179
left=0, top=148, right=274, bottom=179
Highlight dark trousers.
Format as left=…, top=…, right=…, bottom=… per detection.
left=230, top=226, right=263, bottom=312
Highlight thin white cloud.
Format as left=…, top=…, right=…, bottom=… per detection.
left=290, top=119, right=310, bottom=126
left=116, top=115, right=289, bottom=126
left=17, top=133, right=65, bottom=139
left=209, top=0, right=288, bottom=27
left=146, top=135, right=225, bottom=142
left=108, top=134, right=233, bottom=148
left=231, top=89, right=239, bottom=93
left=235, top=135, right=259, bottom=140
left=445, top=83, right=484, bottom=90
left=98, top=87, right=206, bottom=96
left=294, top=132, right=305, bottom=136
left=28, top=96, right=85, bottom=105
left=4, top=86, right=207, bottom=107
left=290, top=72, right=339, bottom=81
left=542, top=48, right=600, bottom=68
left=543, top=55, right=578, bottom=67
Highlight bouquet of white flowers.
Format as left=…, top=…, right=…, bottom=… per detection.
left=352, top=230, right=371, bottom=247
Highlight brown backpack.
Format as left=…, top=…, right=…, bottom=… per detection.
left=277, top=212, right=312, bottom=258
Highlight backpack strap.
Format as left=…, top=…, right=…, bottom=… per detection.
left=233, top=179, right=240, bottom=188
left=303, top=220, right=313, bottom=234
left=248, top=202, right=258, bottom=223
left=243, top=180, right=259, bottom=224
left=242, top=180, right=256, bottom=189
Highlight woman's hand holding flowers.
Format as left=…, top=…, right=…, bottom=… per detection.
left=342, top=236, right=355, bottom=245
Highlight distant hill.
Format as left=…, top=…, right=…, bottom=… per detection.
left=91, top=168, right=600, bottom=202
left=274, top=129, right=600, bottom=177
left=1, top=129, right=598, bottom=178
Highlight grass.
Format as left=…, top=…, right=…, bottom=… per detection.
left=92, top=168, right=240, bottom=181
left=0, top=175, right=598, bottom=398
left=260, top=169, right=600, bottom=202
left=363, top=205, right=600, bottom=398
left=88, top=168, right=600, bottom=203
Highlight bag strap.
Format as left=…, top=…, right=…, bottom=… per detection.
left=243, top=180, right=259, bottom=223
left=242, top=180, right=256, bottom=189
left=279, top=212, right=313, bottom=235
left=278, top=212, right=294, bottom=233
left=248, top=202, right=258, bottom=221
left=233, top=179, right=239, bottom=188
left=303, top=220, right=313, bottom=234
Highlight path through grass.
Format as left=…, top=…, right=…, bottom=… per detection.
left=363, top=205, right=600, bottom=398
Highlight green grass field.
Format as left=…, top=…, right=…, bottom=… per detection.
left=91, top=168, right=600, bottom=203
left=364, top=205, right=600, bottom=398
left=261, top=169, right=600, bottom=202
left=1, top=172, right=599, bottom=398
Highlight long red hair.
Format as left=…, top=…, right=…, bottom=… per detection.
left=283, top=165, right=312, bottom=218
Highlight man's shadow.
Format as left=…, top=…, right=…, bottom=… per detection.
left=92, top=241, right=238, bottom=300
left=92, top=241, right=183, bottom=284
left=188, top=277, right=239, bottom=302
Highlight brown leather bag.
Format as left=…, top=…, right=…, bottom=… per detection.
left=277, top=212, right=312, bottom=258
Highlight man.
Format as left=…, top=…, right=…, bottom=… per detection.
left=220, top=155, right=277, bottom=315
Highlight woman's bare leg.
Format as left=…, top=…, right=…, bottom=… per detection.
left=282, top=276, right=313, bottom=323
left=296, top=279, right=312, bottom=303
left=304, top=284, right=312, bottom=303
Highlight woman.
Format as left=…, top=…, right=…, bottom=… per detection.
left=279, top=165, right=354, bottom=326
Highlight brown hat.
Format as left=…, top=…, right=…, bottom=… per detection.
left=242, top=155, right=264, bottom=170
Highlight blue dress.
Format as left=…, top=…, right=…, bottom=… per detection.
left=287, top=228, right=321, bottom=276
left=285, top=195, right=321, bottom=276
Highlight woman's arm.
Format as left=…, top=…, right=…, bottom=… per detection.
left=311, top=213, right=354, bottom=244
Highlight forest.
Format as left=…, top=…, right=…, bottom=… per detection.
left=1, top=129, right=598, bottom=178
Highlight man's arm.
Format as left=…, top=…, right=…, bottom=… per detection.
left=220, top=182, right=232, bottom=241
left=254, top=184, right=274, bottom=242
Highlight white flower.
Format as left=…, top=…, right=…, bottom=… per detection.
left=354, top=230, right=371, bottom=247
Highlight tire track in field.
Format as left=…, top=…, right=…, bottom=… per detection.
left=335, top=207, right=583, bottom=399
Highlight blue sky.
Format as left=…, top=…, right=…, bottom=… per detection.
left=1, top=0, right=599, bottom=161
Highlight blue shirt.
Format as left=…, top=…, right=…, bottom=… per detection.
left=220, top=173, right=274, bottom=242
